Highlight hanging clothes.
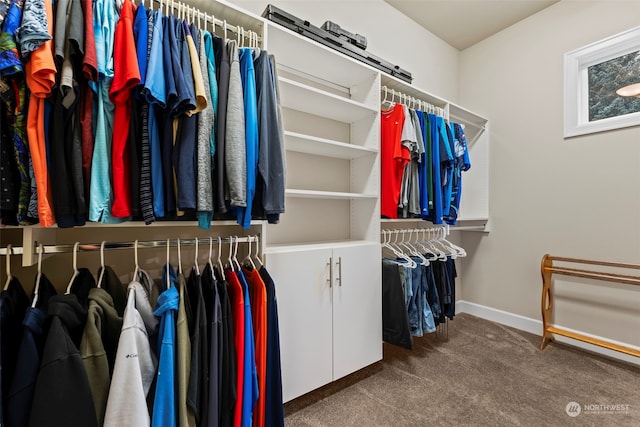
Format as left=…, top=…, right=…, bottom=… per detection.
left=214, top=35, right=229, bottom=215
left=103, top=279, right=159, bottom=427
left=1, top=237, right=287, bottom=426
left=110, top=0, right=140, bottom=218
left=196, top=30, right=215, bottom=229
left=176, top=268, right=196, bottom=427
left=380, top=103, right=409, bottom=219
left=252, top=51, right=285, bottom=224
left=243, top=266, right=267, bottom=427
left=382, top=260, right=412, bottom=349
left=1, top=277, right=30, bottom=416
left=152, top=264, right=179, bottom=427
left=187, top=267, right=208, bottom=425
left=259, top=265, right=285, bottom=427
left=174, top=21, right=198, bottom=213
left=236, top=268, right=258, bottom=427
left=238, top=47, right=258, bottom=229
left=80, top=287, right=123, bottom=426
left=6, top=274, right=57, bottom=427
left=144, top=9, right=166, bottom=219
left=5, top=305, right=47, bottom=427
left=226, top=268, right=245, bottom=427
left=29, top=294, right=97, bottom=427
left=225, top=39, right=247, bottom=214
left=24, top=0, right=55, bottom=227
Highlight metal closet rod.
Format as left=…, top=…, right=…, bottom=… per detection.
left=0, top=236, right=258, bottom=256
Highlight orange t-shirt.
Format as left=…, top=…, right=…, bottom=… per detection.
left=25, top=0, right=56, bottom=227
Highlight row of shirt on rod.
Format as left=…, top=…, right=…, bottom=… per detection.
left=0, top=236, right=284, bottom=427
left=0, top=0, right=285, bottom=230
left=381, top=101, right=471, bottom=225
left=381, top=228, right=464, bottom=349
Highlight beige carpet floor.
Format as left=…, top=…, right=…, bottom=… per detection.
left=283, top=313, right=640, bottom=427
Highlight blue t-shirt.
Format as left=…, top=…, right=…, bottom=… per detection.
left=440, top=120, right=454, bottom=217
left=144, top=10, right=166, bottom=218
left=152, top=264, right=179, bottom=427
left=428, top=114, right=442, bottom=224
left=89, top=0, right=122, bottom=223
left=236, top=270, right=259, bottom=427
left=416, top=110, right=429, bottom=218
left=239, top=48, right=258, bottom=229
left=133, top=3, right=148, bottom=86
left=175, top=21, right=197, bottom=210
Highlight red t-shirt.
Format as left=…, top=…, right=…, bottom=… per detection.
left=110, top=0, right=140, bottom=217
left=243, top=267, right=267, bottom=427
left=381, top=104, right=409, bottom=219
left=226, top=270, right=245, bottom=427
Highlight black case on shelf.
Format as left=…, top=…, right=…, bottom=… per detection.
left=321, top=21, right=367, bottom=50
left=262, top=4, right=413, bottom=84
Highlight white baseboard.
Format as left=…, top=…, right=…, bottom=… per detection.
left=457, top=300, right=640, bottom=367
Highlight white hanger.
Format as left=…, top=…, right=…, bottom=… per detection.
left=132, top=240, right=140, bottom=282
left=439, top=225, right=466, bottom=258
left=223, top=20, right=228, bottom=41
left=398, top=230, right=424, bottom=267
left=194, top=238, right=200, bottom=275
left=31, top=243, right=44, bottom=308
left=97, top=241, right=107, bottom=288
left=65, top=242, right=81, bottom=294
left=243, top=236, right=257, bottom=270
left=166, top=239, right=171, bottom=289
left=253, top=235, right=264, bottom=268
left=232, top=236, right=242, bottom=271
left=207, top=237, right=215, bottom=273
left=390, top=231, right=416, bottom=268
left=417, top=229, right=439, bottom=261
left=381, top=86, right=391, bottom=108
left=177, top=238, right=183, bottom=276
left=3, top=244, right=13, bottom=290
left=428, top=229, right=449, bottom=261
left=217, top=237, right=226, bottom=280
left=381, top=230, right=401, bottom=259
left=404, top=229, right=429, bottom=266
left=226, top=236, right=235, bottom=271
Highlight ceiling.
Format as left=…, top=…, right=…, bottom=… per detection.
left=384, top=0, right=559, bottom=50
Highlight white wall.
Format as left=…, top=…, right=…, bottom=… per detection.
left=226, top=0, right=460, bottom=101
left=459, top=0, right=640, bottom=346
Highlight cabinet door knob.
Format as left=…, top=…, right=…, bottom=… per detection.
left=336, top=256, right=342, bottom=287
left=327, top=257, right=333, bottom=288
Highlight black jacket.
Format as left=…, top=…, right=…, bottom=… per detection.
left=28, top=294, right=97, bottom=427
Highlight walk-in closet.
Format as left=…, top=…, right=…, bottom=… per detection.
left=1, top=0, right=639, bottom=425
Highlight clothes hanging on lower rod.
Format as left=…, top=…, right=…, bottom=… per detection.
left=0, top=238, right=285, bottom=427
left=382, top=257, right=456, bottom=350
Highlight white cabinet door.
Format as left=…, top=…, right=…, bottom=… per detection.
left=267, top=248, right=334, bottom=402
left=332, top=243, right=382, bottom=380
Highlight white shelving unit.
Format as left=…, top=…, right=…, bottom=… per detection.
left=263, top=20, right=383, bottom=403
left=284, top=131, right=378, bottom=159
